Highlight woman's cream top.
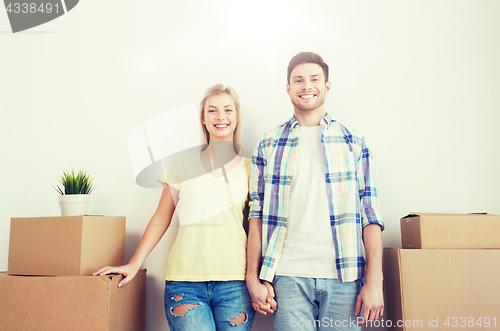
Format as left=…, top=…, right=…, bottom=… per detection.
left=158, top=152, right=250, bottom=281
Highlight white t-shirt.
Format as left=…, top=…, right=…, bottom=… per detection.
left=275, top=125, right=337, bottom=278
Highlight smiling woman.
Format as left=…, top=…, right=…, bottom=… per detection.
left=200, top=84, right=242, bottom=152
left=93, top=83, right=256, bottom=331
left=203, top=94, right=237, bottom=141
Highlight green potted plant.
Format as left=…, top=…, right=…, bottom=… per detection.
left=54, top=169, right=95, bottom=216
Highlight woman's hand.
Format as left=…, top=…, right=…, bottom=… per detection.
left=246, top=278, right=277, bottom=315
left=92, top=185, right=176, bottom=289
left=93, top=263, right=140, bottom=288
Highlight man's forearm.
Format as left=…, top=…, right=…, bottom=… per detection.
left=362, top=223, right=383, bottom=284
left=356, top=223, right=384, bottom=324
left=246, top=217, right=263, bottom=282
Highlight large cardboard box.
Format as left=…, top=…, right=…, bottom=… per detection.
left=0, top=269, right=146, bottom=331
left=8, top=215, right=126, bottom=276
left=400, top=212, right=500, bottom=249
left=383, top=248, right=500, bottom=331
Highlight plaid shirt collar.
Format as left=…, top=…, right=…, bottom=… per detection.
left=287, top=112, right=334, bottom=132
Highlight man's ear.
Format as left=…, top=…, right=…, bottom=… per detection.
left=325, top=81, right=331, bottom=94
left=286, top=83, right=291, bottom=96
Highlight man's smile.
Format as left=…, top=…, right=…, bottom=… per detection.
left=299, top=93, right=317, bottom=100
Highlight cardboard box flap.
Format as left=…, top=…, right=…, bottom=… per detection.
left=401, top=213, right=419, bottom=219
left=402, top=212, right=491, bottom=219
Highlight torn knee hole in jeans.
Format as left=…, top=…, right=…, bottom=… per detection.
left=171, top=303, right=200, bottom=317
left=171, top=294, right=183, bottom=302
left=228, top=312, right=247, bottom=326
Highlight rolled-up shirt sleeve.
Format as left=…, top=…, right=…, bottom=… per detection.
left=357, top=136, right=384, bottom=230
left=249, top=139, right=266, bottom=219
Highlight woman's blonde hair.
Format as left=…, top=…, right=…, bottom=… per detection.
left=199, top=84, right=242, bottom=154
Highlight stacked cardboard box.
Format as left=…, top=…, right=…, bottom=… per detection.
left=383, top=213, right=500, bottom=331
left=0, top=270, right=146, bottom=330
left=2, top=215, right=146, bottom=331
left=399, top=213, right=500, bottom=249
left=8, top=215, right=126, bottom=276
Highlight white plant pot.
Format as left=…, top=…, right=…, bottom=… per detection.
left=58, top=194, right=91, bottom=216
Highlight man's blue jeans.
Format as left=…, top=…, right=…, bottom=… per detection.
left=272, top=276, right=364, bottom=331
left=164, top=280, right=255, bottom=331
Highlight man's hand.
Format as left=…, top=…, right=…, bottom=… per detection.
left=354, top=280, right=384, bottom=326
left=246, top=278, right=277, bottom=315
left=357, top=223, right=384, bottom=325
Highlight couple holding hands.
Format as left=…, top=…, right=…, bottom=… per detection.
left=94, top=52, right=385, bottom=331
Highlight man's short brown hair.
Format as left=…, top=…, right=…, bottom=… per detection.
left=287, top=52, right=329, bottom=84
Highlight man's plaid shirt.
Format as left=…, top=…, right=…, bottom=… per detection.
left=249, top=113, right=384, bottom=283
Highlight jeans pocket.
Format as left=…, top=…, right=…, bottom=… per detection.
left=356, top=277, right=365, bottom=292
left=271, top=275, right=280, bottom=287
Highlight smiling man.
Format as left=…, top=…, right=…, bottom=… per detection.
left=246, top=52, right=385, bottom=330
